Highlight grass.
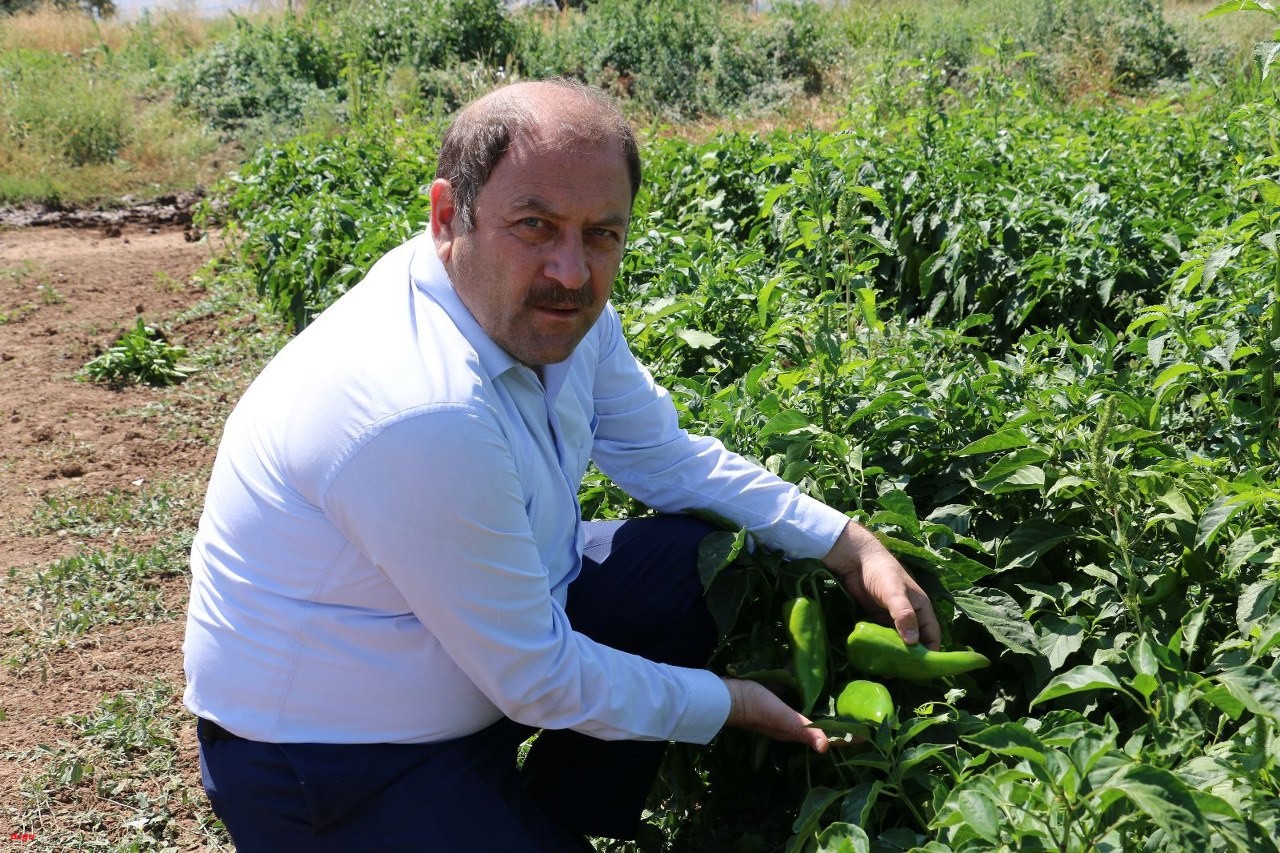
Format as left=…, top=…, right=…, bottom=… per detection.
left=8, top=681, right=220, bottom=851
left=0, top=0, right=298, bottom=206
left=29, top=480, right=198, bottom=538
left=4, top=542, right=189, bottom=669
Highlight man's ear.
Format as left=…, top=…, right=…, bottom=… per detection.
left=429, top=179, right=457, bottom=256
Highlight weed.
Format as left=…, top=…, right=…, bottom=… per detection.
left=0, top=302, right=36, bottom=324
left=30, top=483, right=191, bottom=538
left=36, top=282, right=64, bottom=305
left=79, top=317, right=195, bottom=388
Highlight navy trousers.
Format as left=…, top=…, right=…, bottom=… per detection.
left=197, top=514, right=719, bottom=852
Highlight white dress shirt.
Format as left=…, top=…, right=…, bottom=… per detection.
left=183, top=233, right=851, bottom=745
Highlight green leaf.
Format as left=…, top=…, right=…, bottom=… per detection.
left=1203, top=1, right=1275, bottom=21
left=704, top=569, right=751, bottom=636
left=696, top=529, right=747, bottom=590
left=839, top=782, right=882, bottom=827
left=760, top=409, right=814, bottom=440
left=1030, top=664, right=1127, bottom=708
left=675, top=328, right=721, bottom=349
left=952, top=788, right=1001, bottom=843
left=788, top=786, right=846, bottom=850
left=876, top=490, right=918, bottom=527
left=983, top=465, right=1046, bottom=494
left=1103, top=763, right=1209, bottom=848
left=952, top=588, right=1039, bottom=656
left=1250, top=612, right=1280, bottom=662
left=898, top=743, right=955, bottom=774
left=1258, top=40, right=1280, bottom=79
left=1212, top=665, right=1280, bottom=722
left=815, top=822, right=871, bottom=853
left=1226, top=528, right=1274, bottom=575
left=1035, top=615, right=1087, bottom=670
left=1196, top=496, right=1245, bottom=549
left=808, top=719, right=873, bottom=740
left=1237, top=579, right=1277, bottom=634
left=871, top=536, right=991, bottom=587
left=1154, top=362, right=1198, bottom=390
left=1155, top=487, right=1196, bottom=524
left=976, top=447, right=1052, bottom=487
left=1201, top=684, right=1246, bottom=720
left=1171, top=596, right=1212, bottom=661
left=956, top=429, right=1032, bottom=456
left=1130, top=636, right=1159, bottom=679
left=999, top=519, right=1076, bottom=570
left=1065, top=726, right=1118, bottom=779
left=847, top=184, right=889, bottom=215
left=1202, top=244, right=1241, bottom=288
left=963, top=722, right=1049, bottom=768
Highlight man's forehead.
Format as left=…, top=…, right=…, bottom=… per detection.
left=485, top=140, right=630, bottom=203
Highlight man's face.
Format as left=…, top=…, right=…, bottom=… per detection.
left=431, top=139, right=632, bottom=367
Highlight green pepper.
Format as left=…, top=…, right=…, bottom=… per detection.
left=1180, top=545, right=1213, bottom=583
left=845, top=621, right=990, bottom=681
left=1139, top=568, right=1179, bottom=605
left=784, top=596, right=827, bottom=715
left=835, top=679, right=893, bottom=725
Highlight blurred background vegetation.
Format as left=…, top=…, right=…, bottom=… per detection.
left=0, top=0, right=1268, bottom=206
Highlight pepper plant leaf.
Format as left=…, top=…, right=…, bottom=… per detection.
left=998, top=519, right=1077, bottom=570
left=1030, top=664, right=1127, bottom=708
left=952, top=587, right=1039, bottom=656
left=963, top=722, right=1050, bottom=768
left=1102, top=764, right=1210, bottom=848
left=1212, top=665, right=1280, bottom=722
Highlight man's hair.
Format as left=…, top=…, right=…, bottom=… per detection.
left=435, top=78, right=642, bottom=232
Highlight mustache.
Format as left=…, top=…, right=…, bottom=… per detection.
left=525, top=284, right=595, bottom=310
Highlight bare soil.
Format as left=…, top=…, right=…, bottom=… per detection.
left=0, top=223, right=233, bottom=849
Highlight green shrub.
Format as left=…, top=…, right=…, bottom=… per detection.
left=518, top=0, right=841, bottom=120
left=204, top=117, right=442, bottom=332
left=331, top=0, right=516, bottom=72
left=169, top=13, right=342, bottom=135
left=1027, top=0, right=1189, bottom=94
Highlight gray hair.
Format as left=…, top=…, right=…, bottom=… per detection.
left=434, top=79, right=642, bottom=231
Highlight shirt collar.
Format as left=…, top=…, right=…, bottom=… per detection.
left=407, top=233, right=580, bottom=400
left=408, top=233, right=522, bottom=382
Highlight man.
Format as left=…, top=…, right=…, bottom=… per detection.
left=184, top=79, right=939, bottom=851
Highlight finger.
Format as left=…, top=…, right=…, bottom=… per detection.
left=887, top=593, right=922, bottom=645
left=914, top=592, right=943, bottom=650
left=794, top=721, right=829, bottom=753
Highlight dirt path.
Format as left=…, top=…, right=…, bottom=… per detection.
left=0, top=223, right=234, bottom=849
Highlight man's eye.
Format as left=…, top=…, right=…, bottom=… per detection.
left=588, top=228, right=622, bottom=244
left=521, top=218, right=546, bottom=229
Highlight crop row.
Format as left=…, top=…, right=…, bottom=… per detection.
left=203, top=36, right=1280, bottom=849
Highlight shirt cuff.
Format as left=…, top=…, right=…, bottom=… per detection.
left=759, top=494, right=852, bottom=560
left=668, top=667, right=732, bottom=744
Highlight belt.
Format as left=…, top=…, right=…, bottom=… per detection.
left=197, top=717, right=245, bottom=741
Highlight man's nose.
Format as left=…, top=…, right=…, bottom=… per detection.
left=544, top=232, right=590, bottom=290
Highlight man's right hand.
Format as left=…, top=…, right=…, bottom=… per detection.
left=721, top=678, right=830, bottom=753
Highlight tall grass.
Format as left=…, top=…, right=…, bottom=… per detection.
left=0, top=0, right=289, bottom=205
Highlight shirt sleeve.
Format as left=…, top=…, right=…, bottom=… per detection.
left=590, top=307, right=851, bottom=558
left=322, top=404, right=731, bottom=744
